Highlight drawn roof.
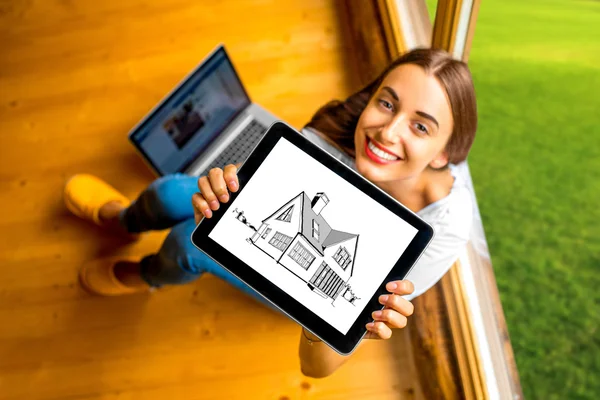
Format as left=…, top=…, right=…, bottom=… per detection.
left=262, top=191, right=358, bottom=263
left=298, top=192, right=357, bottom=258
left=322, top=230, right=357, bottom=248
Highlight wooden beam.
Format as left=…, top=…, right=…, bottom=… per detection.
left=464, top=240, right=525, bottom=398
left=389, top=0, right=433, bottom=50
left=432, top=0, right=482, bottom=62
left=462, top=0, right=481, bottom=62
left=335, top=0, right=434, bottom=87
left=335, top=0, right=395, bottom=87
left=440, top=262, right=487, bottom=400
left=431, top=1, right=525, bottom=397
left=431, top=0, right=463, bottom=55
left=408, top=278, right=464, bottom=400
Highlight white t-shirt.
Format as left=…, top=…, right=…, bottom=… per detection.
left=301, top=127, right=473, bottom=300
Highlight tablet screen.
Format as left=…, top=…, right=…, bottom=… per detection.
left=208, top=137, right=419, bottom=334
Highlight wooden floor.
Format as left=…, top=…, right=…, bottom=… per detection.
left=0, top=1, right=424, bottom=399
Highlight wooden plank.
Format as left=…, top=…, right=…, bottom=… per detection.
left=431, top=0, right=463, bottom=54
left=334, top=0, right=393, bottom=88
left=465, top=241, right=525, bottom=399
left=440, top=262, right=486, bottom=400
left=408, top=281, right=464, bottom=400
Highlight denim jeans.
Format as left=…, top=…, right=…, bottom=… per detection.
left=120, top=174, right=266, bottom=303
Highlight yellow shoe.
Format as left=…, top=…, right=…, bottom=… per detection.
left=64, top=174, right=130, bottom=226
left=79, top=256, right=151, bottom=296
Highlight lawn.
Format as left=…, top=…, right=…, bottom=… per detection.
left=429, top=0, right=600, bottom=398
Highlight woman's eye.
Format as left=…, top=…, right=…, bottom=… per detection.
left=378, top=99, right=393, bottom=111
left=414, top=122, right=429, bottom=135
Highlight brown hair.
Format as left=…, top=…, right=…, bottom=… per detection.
left=304, top=48, right=477, bottom=166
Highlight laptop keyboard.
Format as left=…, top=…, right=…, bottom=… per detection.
left=199, top=120, right=268, bottom=176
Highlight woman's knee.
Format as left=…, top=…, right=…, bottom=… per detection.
left=145, top=174, right=198, bottom=220
left=166, top=219, right=215, bottom=273
left=165, top=220, right=279, bottom=313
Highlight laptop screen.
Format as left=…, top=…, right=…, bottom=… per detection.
left=129, top=46, right=251, bottom=175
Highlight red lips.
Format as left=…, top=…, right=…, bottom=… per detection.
left=364, top=137, right=402, bottom=165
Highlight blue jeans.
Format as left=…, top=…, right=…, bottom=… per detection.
left=120, top=174, right=265, bottom=303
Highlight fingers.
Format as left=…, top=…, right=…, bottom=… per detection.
left=208, top=168, right=230, bottom=203
left=371, top=308, right=408, bottom=329
left=378, top=293, right=414, bottom=317
left=363, top=281, right=415, bottom=340
left=194, top=165, right=239, bottom=220
left=192, top=192, right=212, bottom=220
left=223, top=164, right=239, bottom=192
left=365, top=321, right=392, bottom=340
left=385, top=280, right=415, bottom=296
left=197, top=175, right=220, bottom=212
left=197, top=168, right=227, bottom=211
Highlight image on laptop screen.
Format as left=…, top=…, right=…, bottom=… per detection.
left=130, top=47, right=251, bottom=175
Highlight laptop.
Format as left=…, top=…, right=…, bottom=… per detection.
left=128, top=45, right=280, bottom=177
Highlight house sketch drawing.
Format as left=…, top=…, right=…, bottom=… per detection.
left=233, top=191, right=361, bottom=306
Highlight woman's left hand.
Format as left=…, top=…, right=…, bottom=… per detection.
left=365, top=280, right=415, bottom=340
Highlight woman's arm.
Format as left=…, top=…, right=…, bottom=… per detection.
left=299, top=328, right=353, bottom=378
left=299, top=280, right=415, bottom=378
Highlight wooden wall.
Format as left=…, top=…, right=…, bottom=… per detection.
left=0, top=1, right=424, bottom=399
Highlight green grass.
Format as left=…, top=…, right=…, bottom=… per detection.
left=464, top=1, right=600, bottom=398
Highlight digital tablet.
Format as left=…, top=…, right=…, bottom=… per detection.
left=191, top=121, right=434, bottom=355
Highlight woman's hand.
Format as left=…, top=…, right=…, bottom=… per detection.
left=365, top=280, right=415, bottom=340
left=192, top=164, right=240, bottom=224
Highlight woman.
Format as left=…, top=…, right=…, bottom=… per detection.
left=64, top=48, right=477, bottom=377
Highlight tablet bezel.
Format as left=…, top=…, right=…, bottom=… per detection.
left=191, top=121, right=434, bottom=355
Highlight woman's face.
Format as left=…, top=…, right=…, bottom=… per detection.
left=354, top=64, right=454, bottom=184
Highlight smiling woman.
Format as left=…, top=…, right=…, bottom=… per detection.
left=188, top=48, right=480, bottom=377
left=306, top=48, right=477, bottom=212
left=183, top=48, right=480, bottom=377
left=61, top=48, right=479, bottom=379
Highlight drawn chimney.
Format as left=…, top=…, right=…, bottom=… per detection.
left=311, top=192, right=329, bottom=215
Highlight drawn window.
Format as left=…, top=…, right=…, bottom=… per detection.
left=312, top=220, right=320, bottom=241
left=288, top=242, right=315, bottom=270
left=269, top=231, right=293, bottom=251
left=310, top=262, right=345, bottom=299
left=261, top=227, right=272, bottom=239
left=276, top=205, right=294, bottom=222
left=333, top=247, right=352, bottom=270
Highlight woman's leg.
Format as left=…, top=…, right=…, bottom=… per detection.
left=140, top=218, right=272, bottom=306
left=81, top=216, right=275, bottom=310
left=105, top=173, right=200, bottom=233
left=65, top=173, right=198, bottom=233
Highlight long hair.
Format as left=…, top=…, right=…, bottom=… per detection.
left=304, top=48, right=478, bottom=166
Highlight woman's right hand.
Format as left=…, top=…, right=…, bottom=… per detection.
left=192, top=164, right=240, bottom=224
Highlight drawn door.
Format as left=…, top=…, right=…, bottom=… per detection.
left=308, top=261, right=346, bottom=300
